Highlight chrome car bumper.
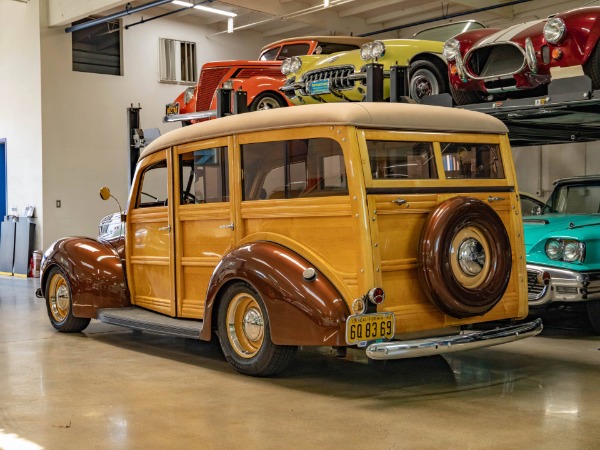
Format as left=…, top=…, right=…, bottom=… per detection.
left=365, top=318, right=542, bottom=360
left=527, top=264, right=600, bottom=306
left=163, top=110, right=216, bottom=123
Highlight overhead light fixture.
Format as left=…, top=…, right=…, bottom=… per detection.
left=172, top=0, right=193, bottom=7
left=324, top=0, right=330, bottom=7
left=227, top=17, right=234, bottom=33
left=194, top=4, right=237, bottom=17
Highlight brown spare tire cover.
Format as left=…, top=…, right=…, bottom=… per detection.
left=417, top=196, right=512, bottom=318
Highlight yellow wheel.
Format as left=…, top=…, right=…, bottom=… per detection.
left=45, top=267, right=90, bottom=332
left=217, top=282, right=296, bottom=376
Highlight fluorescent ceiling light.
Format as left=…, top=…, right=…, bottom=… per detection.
left=324, top=0, right=330, bottom=7
left=194, top=4, right=237, bottom=17
left=227, top=17, right=234, bottom=33
left=172, top=0, right=193, bottom=6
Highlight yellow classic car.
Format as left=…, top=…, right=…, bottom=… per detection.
left=280, top=21, right=485, bottom=104
left=38, top=102, right=541, bottom=377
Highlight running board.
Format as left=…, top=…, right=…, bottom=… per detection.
left=97, top=307, right=204, bottom=339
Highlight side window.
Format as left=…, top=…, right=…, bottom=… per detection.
left=179, top=147, right=229, bottom=204
left=441, top=143, right=505, bottom=179
left=242, top=138, right=347, bottom=201
left=136, top=161, right=168, bottom=208
left=259, top=46, right=281, bottom=61
left=367, top=140, right=437, bottom=179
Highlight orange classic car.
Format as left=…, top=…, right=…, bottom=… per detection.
left=164, top=36, right=369, bottom=124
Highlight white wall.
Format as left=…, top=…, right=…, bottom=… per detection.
left=40, top=4, right=267, bottom=247
left=513, top=141, right=600, bottom=200
left=0, top=0, right=43, bottom=250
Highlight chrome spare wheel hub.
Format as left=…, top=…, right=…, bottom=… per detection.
left=458, top=238, right=485, bottom=276
left=450, top=226, right=491, bottom=289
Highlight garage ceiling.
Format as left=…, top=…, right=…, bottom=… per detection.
left=50, top=0, right=588, bottom=40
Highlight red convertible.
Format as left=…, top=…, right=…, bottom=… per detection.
left=443, top=5, right=600, bottom=105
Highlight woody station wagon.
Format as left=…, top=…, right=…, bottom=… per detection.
left=38, top=103, right=542, bottom=376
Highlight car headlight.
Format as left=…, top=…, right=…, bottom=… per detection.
left=360, top=41, right=386, bottom=61
left=545, top=238, right=585, bottom=263
left=290, top=56, right=302, bottom=73
left=281, top=58, right=292, bottom=75
left=443, top=38, right=460, bottom=61
left=183, top=86, right=195, bottom=105
left=545, top=239, right=563, bottom=260
left=563, top=240, right=585, bottom=262
left=543, top=18, right=566, bottom=44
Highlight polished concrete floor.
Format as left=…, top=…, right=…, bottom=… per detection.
left=1, top=275, right=599, bottom=450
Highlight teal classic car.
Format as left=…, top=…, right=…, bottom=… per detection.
left=524, top=176, right=600, bottom=333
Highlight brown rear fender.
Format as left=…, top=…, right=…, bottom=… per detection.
left=39, top=237, right=130, bottom=318
left=201, top=241, right=350, bottom=346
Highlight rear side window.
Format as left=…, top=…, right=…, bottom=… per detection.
left=179, top=147, right=229, bottom=204
left=441, top=143, right=505, bottom=179
left=367, top=140, right=437, bottom=180
left=242, top=138, right=347, bottom=200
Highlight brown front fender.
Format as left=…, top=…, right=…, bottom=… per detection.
left=39, top=237, right=130, bottom=318
left=201, top=241, right=350, bottom=346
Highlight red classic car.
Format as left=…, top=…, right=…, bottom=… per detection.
left=443, top=5, right=600, bottom=105
left=165, top=36, right=369, bottom=124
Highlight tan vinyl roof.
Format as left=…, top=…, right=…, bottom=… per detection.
left=261, top=36, right=370, bottom=52
left=141, top=103, right=508, bottom=161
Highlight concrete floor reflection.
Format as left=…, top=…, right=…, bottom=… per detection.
left=1, top=276, right=599, bottom=449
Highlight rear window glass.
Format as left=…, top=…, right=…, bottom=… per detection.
left=277, top=44, right=311, bottom=59
left=259, top=46, right=280, bottom=61
left=441, top=143, right=504, bottom=179
left=367, top=140, right=437, bottom=180
left=242, top=138, right=347, bottom=200
left=315, top=43, right=361, bottom=54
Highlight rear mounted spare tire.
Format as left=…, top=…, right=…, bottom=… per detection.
left=417, top=196, right=512, bottom=318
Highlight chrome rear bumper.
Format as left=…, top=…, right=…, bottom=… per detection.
left=365, top=318, right=542, bottom=360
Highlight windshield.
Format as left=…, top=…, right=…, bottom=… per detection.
left=413, top=21, right=486, bottom=41
left=544, top=184, right=600, bottom=214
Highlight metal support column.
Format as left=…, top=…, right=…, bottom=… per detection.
left=365, top=63, right=384, bottom=103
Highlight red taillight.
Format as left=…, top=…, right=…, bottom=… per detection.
left=368, top=287, right=385, bottom=305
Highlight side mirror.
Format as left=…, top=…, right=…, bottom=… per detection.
left=99, top=186, right=111, bottom=201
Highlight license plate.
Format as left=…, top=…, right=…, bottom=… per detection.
left=165, top=102, right=179, bottom=116
left=346, top=312, right=395, bottom=345
left=309, top=79, right=330, bottom=95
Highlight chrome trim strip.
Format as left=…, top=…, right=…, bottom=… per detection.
left=163, top=110, right=217, bottom=123
left=366, top=319, right=542, bottom=360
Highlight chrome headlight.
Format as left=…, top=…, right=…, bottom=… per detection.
left=183, top=86, right=195, bottom=105
left=443, top=38, right=461, bottom=61
left=563, top=240, right=585, bottom=262
left=281, top=58, right=292, bottom=75
left=360, top=41, right=386, bottom=61
left=290, top=56, right=302, bottom=73
left=543, top=18, right=566, bottom=44
left=545, top=238, right=585, bottom=263
left=545, top=239, right=563, bottom=260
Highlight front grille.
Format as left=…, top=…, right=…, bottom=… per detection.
left=467, top=44, right=524, bottom=78
left=527, top=270, right=548, bottom=300
left=302, top=65, right=355, bottom=92
left=195, top=67, right=230, bottom=113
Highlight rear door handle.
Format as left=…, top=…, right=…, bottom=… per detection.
left=158, top=225, right=171, bottom=232
left=220, top=223, right=235, bottom=230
